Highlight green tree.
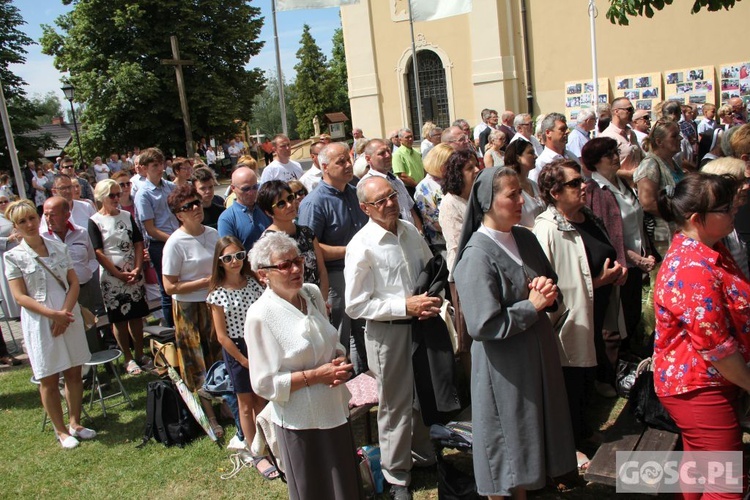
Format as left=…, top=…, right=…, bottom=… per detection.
left=289, top=24, right=334, bottom=139
left=248, top=72, right=298, bottom=140
left=30, top=92, right=65, bottom=126
left=607, top=0, right=737, bottom=25
left=329, top=27, right=351, bottom=130
left=0, top=0, right=55, bottom=169
left=40, top=0, right=265, bottom=158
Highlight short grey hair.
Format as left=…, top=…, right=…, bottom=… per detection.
left=513, top=113, right=531, bottom=128
left=480, top=108, right=492, bottom=121
left=356, top=176, right=390, bottom=204
left=397, top=128, right=412, bottom=139
left=451, top=119, right=470, bottom=129
left=488, top=129, right=506, bottom=143
left=249, top=232, right=300, bottom=272
left=540, top=112, right=566, bottom=136
left=318, top=142, right=350, bottom=166
left=576, top=109, right=596, bottom=123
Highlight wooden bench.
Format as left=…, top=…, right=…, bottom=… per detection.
left=585, top=401, right=680, bottom=491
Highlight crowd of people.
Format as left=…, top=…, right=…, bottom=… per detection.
left=2, top=94, right=750, bottom=499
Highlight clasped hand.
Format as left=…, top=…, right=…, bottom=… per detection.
left=405, top=292, right=442, bottom=320
left=318, top=356, right=353, bottom=387
left=528, top=276, right=558, bottom=312
left=51, top=309, right=75, bottom=337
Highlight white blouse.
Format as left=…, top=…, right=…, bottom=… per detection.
left=244, top=283, right=350, bottom=430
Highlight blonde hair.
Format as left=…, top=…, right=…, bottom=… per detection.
left=5, top=199, right=36, bottom=225
left=237, top=155, right=257, bottom=171
left=94, top=179, right=118, bottom=202
left=423, top=143, right=454, bottom=178
left=421, top=121, right=437, bottom=140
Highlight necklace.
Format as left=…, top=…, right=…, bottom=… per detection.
left=295, top=293, right=307, bottom=315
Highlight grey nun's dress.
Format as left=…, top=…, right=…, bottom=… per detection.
left=453, top=167, right=576, bottom=497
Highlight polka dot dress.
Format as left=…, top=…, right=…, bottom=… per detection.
left=206, top=278, right=265, bottom=339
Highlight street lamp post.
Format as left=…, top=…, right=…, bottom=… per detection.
left=61, top=83, right=84, bottom=170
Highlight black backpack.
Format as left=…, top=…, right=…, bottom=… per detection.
left=138, top=380, right=201, bottom=448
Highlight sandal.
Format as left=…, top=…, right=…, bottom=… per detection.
left=125, top=360, right=142, bottom=375
left=576, top=451, right=590, bottom=472
left=208, top=417, right=224, bottom=439
left=252, top=456, right=280, bottom=480
left=0, top=355, right=21, bottom=366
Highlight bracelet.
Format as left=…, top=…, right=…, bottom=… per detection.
left=302, top=370, right=309, bottom=387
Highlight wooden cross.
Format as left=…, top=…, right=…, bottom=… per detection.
left=161, top=36, right=195, bottom=157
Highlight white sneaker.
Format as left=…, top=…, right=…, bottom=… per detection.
left=69, top=426, right=97, bottom=440
left=227, top=435, right=248, bottom=451
left=58, top=435, right=80, bottom=449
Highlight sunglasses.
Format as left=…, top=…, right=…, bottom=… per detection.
left=259, top=255, right=304, bottom=272
left=235, top=184, right=260, bottom=193
left=615, top=106, right=635, bottom=113
left=219, top=250, right=246, bottom=264
left=119, top=181, right=132, bottom=188
left=177, top=199, right=202, bottom=212
left=365, top=191, right=398, bottom=209
left=292, top=188, right=307, bottom=199
left=107, top=192, right=121, bottom=200
left=273, top=194, right=296, bottom=210
left=562, top=177, right=584, bottom=189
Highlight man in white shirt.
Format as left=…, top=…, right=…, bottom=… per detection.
left=472, top=108, right=492, bottom=144
left=41, top=196, right=104, bottom=316
left=205, top=146, right=217, bottom=170
left=600, top=97, right=644, bottom=184
left=631, top=109, right=651, bottom=147
left=509, top=113, right=544, bottom=155
left=43, top=174, right=96, bottom=230
left=92, top=156, right=110, bottom=182
left=361, top=139, right=423, bottom=231
left=389, top=129, right=401, bottom=153
left=530, top=112, right=579, bottom=182
left=345, top=176, right=441, bottom=500
left=566, top=109, right=596, bottom=161
left=259, top=134, right=303, bottom=184
left=299, top=141, right=324, bottom=192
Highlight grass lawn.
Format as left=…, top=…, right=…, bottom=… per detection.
left=1, top=360, right=649, bottom=499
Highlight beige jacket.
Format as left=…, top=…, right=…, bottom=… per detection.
left=532, top=206, right=624, bottom=368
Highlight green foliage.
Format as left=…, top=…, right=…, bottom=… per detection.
left=289, top=24, right=336, bottom=139
left=30, top=92, right=65, bottom=126
left=0, top=0, right=55, bottom=169
left=329, top=27, right=351, bottom=129
left=40, top=0, right=266, bottom=158
left=247, top=72, right=298, bottom=141
left=607, top=0, right=737, bottom=25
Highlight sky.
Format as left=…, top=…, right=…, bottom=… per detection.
left=9, top=0, right=342, bottom=104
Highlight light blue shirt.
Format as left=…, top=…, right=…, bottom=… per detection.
left=133, top=178, right=179, bottom=240
left=567, top=126, right=590, bottom=160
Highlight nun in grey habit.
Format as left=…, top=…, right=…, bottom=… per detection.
left=453, top=166, right=576, bottom=498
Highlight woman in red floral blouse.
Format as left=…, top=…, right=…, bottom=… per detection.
left=654, top=172, right=750, bottom=498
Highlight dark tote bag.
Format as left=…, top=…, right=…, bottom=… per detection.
left=629, top=358, right=680, bottom=434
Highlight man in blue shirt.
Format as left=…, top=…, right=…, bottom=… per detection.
left=218, top=167, right=271, bottom=254
left=298, top=142, right=369, bottom=373
left=134, top=147, right=179, bottom=326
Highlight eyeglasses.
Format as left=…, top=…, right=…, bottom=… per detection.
left=219, top=250, right=247, bottom=264
left=364, top=191, right=398, bottom=209
left=234, top=184, right=259, bottom=193
left=273, top=194, right=296, bottom=210
left=177, top=199, right=202, bottom=212
left=119, top=181, right=132, bottom=188
left=708, top=204, right=734, bottom=214
left=259, top=255, right=304, bottom=272
left=0, top=200, right=9, bottom=205
left=562, top=177, right=585, bottom=189
left=607, top=150, right=621, bottom=158
left=615, top=106, right=635, bottom=114
left=518, top=122, right=533, bottom=127
left=292, top=188, right=307, bottom=199
left=107, top=192, right=121, bottom=200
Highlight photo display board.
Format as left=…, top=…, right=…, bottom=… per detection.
left=564, top=78, right=609, bottom=125
left=664, top=65, right=715, bottom=116
left=719, top=61, right=750, bottom=105
left=614, top=72, right=661, bottom=117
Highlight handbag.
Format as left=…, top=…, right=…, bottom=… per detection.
left=629, top=357, right=680, bottom=434
left=203, top=360, right=234, bottom=395
left=151, top=339, right=179, bottom=376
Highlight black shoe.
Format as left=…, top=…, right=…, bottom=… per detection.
left=389, top=485, right=412, bottom=500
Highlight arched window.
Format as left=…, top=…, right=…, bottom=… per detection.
left=406, top=50, right=449, bottom=138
